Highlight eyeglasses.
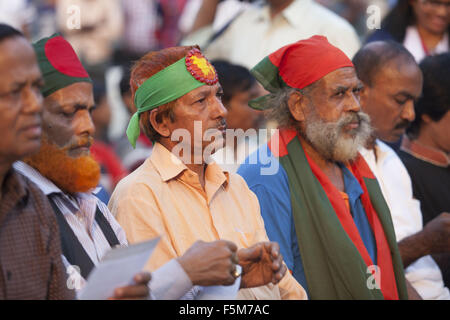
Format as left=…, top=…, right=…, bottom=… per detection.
left=420, top=0, right=450, bottom=10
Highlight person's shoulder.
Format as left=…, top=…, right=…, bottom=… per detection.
left=13, top=169, right=56, bottom=223
left=237, top=144, right=287, bottom=191
left=307, top=1, right=357, bottom=31
left=377, top=140, right=398, bottom=157
left=112, top=158, right=163, bottom=198
left=14, top=169, right=48, bottom=203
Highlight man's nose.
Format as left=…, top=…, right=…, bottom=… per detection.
left=73, top=109, right=95, bottom=137
left=22, top=86, right=43, bottom=114
left=401, top=100, right=415, bottom=122
left=345, top=91, right=361, bottom=113
left=211, top=98, right=228, bottom=119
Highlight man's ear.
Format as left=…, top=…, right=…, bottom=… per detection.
left=149, top=109, right=171, bottom=138
left=421, top=114, right=434, bottom=124
left=288, top=90, right=306, bottom=122
left=359, top=85, right=369, bottom=105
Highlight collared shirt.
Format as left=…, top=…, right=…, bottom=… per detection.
left=203, top=0, right=360, bottom=69
left=13, top=161, right=194, bottom=300
left=400, top=135, right=450, bottom=168
left=360, top=140, right=450, bottom=300
left=0, top=169, right=73, bottom=300
left=403, top=26, right=449, bottom=63
left=109, top=142, right=307, bottom=300
left=237, top=144, right=378, bottom=295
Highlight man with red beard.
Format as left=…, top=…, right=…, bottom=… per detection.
left=14, top=34, right=283, bottom=300
left=238, top=36, right=411, bottom=299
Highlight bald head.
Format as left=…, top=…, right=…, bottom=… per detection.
left=353, top=41, right=417, bottom=87
left=353, top=41, right=423, bottom=144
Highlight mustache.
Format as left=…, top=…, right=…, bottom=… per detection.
left=338, top=111, right=371, bottom=128
left=394, top=120, right=410, bottom=130
left=64, top=136, right=94, bottom=151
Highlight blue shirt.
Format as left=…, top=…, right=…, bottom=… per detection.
left=238, top=144, right=377, bottom=295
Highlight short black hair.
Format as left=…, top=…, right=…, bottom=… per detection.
left=407, top=53, right=450, bottom=137
left=93, top=81, right=107, bottom=105
left=211, top=60, right=256, bottom=105
left=119, top=66, right=131, bottom=96
left=0, top=23, right=24, bottom=43
left=352, top=40, right=416, bottom=87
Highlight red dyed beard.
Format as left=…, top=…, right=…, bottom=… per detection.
left=24, top=138, right=100, bottom=194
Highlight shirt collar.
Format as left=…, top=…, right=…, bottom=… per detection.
left=4, top=169, right=29, bottom=203
left=0, top=169, right=29, bottom=224
left=400, top=135, right=450, bottom=167
left=359, top=139, right=392, bottom=166
left=13, top=161, right=63, bottom=196
left=150, top=142, right=189, bottom=182
left=150, top=142, right=230, bottom=194
left=339, top=164, right=363, bottom=206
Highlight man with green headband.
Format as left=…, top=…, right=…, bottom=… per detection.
left=238, top=35, right=413, bottom=299
left=17, top=34, right=287, bottom=300
left=109, top=45, right=307, bottom=299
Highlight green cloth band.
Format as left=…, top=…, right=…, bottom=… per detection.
left=126, top=57, right=205, bottom=148
left=248, top=56, right=289, bottom=110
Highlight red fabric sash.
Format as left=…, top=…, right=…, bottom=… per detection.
left=303, top=145, right=399, bottom=299
left=270, top=129, right=399, bottom=299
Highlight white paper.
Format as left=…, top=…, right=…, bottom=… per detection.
left=79, top=237, right=160, bottom=300
left=195, top=266, right=241, bottom=300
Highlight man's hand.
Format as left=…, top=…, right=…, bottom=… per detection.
left=109, top=272, right=151, bottom=300
left=238, top=241, right=287, bottom=289
left=422, top=212, right=450, bottom=254
left=176, top=240, right=239, bottom=286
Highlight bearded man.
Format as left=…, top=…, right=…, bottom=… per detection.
left=238, top=36, right=409, bottom=299
left=15, top=34, right=288, bottom=300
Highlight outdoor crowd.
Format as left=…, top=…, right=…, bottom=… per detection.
left=0, top=0, right=449, bottom=300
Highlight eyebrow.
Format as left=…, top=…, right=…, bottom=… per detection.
left=60, top=103, right=95, bottom=112
left=10, top=76, right=44, bottom=90
left=190, top=85, right=223, bottom=100
left=394, top=91, right=418, bottom=100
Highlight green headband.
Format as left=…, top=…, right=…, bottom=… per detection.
left=126, top=48, right=218, bottom=148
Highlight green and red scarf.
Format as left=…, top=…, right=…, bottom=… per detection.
left=270, top=129, right=408, bottom=300
left=33, top=34, right=92, bottom=98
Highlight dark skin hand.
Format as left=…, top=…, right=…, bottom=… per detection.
left=109, top=272, right=152, bottom=300
left=238, top=241, right=287, bottom=289
left=176, top=240, right=239, bottom=287
left=398, top=212, right=450, bottom=268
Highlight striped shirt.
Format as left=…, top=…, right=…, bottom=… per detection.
left=13, top=161, right=194, bottom=300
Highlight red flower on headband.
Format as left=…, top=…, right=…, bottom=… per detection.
left=185, top=48, right=218, bottom=85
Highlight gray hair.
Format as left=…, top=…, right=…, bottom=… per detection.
left=263, top=81, right=319, bottom=128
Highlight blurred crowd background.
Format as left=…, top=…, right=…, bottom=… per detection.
left=0, top=0, right=446, bottom=202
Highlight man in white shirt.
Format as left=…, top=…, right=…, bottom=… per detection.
left=185, top=0, right=360, bottom=70
left=354, top=40, right=450, bottom=299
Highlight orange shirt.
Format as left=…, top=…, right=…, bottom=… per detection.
left=109, top=143, right=306, bottom=300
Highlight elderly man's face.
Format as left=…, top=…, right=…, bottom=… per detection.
left=303, top=67, right=363, bottom=125
left=297, top=67, right=372, bottom=162
left=165, top=83, right=227, bottom=162
left=359, top=59, right=423, bottom=143
left=42, top=82, right=96, bottom=158
left=0, top=36, right=43, bottom=162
